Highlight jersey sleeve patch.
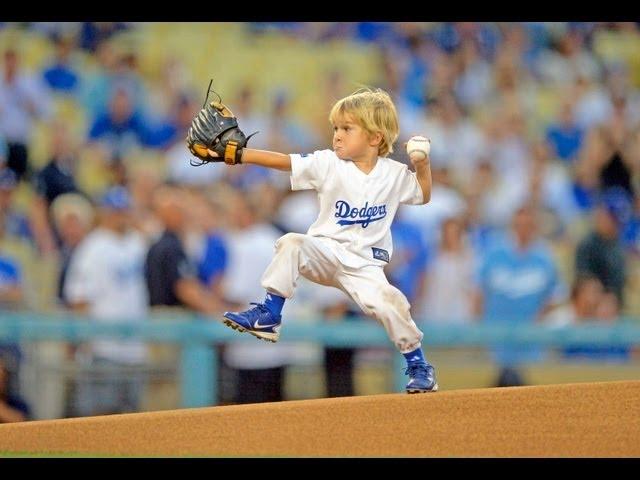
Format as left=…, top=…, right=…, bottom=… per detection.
left=372, top=247, right=390, bottom=263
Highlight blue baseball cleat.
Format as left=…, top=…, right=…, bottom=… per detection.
left=405, top=362, right=439, bottom=393
left=223, top=303, right=282, bottom=343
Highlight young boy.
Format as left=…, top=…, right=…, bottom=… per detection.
left=207, top=88, right=437, bottom=393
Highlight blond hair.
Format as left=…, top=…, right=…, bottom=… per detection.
left=329, top=87, right=399, bottom=157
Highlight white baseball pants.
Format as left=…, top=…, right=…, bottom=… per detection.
left=261, top=233, right=424, bottom=353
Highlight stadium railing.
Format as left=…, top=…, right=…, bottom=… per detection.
left=1, top=312, right=639, bottom=407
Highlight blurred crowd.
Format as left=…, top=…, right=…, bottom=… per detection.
left=1, top=22, right=640, bottom=419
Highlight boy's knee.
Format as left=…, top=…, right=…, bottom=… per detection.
left=360, top=286, right=410, bottom=318
left=381, top=285, right=411, bottom=316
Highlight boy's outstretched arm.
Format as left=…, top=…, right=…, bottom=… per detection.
left=409, top=153, right=432, bottom=204
left=207, top=148, right=292, bottom=171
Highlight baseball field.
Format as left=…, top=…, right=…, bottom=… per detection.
left=0, top=380, right=638, bottom=457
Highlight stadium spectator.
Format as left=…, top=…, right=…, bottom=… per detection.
left=0, top=236, right=25, bottom=383
left=187, top=190, right=228, bottom=302
left=425, top=51, right=458, bottom=108
left=87, top=87, right=149, bottom=159
left=597, top=97, right=638, bottom=200
left=79, top=22, right=130, bottom=53
left=473, top=204, right=565, bottom=387
left=546, top=99, right=585, bottom=164
left=0, top=179, right=27, bottom=406
left=34, top=122, right=83, bottom=208
left=572, top=75, right=613, bottom=130
left=128, top=164, right=163, bottom=240
left=395, top=31, right=431, bottom=120
left=50, top=193, right=95, bottom=307
left=80, top=41, right=119, bottom=119
left=0, top=168, right=32, bottom=247
left=387, top=211, right=430, bottom=313
left=144, top=185, right=221, bottom=408
left=485, top=103, right=532, bottom=190
left=546, top=274, right=631, bottom=361
left=109, top=50, right=148, bottom=118
left=0, top=48, right=52, bottom=180
left=31, top=121, right=84, bottom=255
left=575, top=187, right=631, bottom=307
left=42, top=34, right=81, bottom=95
left=145, top=185, right=220, bottom=314
left=423, top=216, right=476, bottom=324
left=545, top=274, right=604, bottom=327
left=454, top=38, right=494, bottom=111
left=527, top=139, right=581, bottom=233
left=536, top=27, right=602, bottom=88
left=0, top=166, right=36, bottom=313
left=573, top=125, right=610, bottom=212
left=64, top=186, right=149, bottom=416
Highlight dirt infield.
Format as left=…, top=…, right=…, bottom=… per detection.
left=0, top=380, right=639, bottom=457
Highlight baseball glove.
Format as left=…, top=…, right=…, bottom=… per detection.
left=186, top=81, right=255, bottom=166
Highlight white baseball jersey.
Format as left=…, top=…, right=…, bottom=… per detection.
left=289, top=149, right=424, bottom=269
left=64, top=227, right=149, bottom=364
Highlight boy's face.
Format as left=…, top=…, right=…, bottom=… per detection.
left=332, top=114, right=378, bottom=160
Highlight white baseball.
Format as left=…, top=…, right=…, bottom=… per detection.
left=406, top=136, right=430, bottom=159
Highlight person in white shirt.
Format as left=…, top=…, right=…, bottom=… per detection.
left=64, top=186, right=149, bottom=416
left=422, top=216, right=476, bottom=325
left=202, top=88, right=438, bottom=393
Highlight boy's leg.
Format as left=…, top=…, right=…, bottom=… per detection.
left=336, top=266, right=438, bottom=393
left=260, top=233, right=341, bottom=297
left=223, top=234, right=340, bottom=342
left=336, top=266, right=423, bottom=353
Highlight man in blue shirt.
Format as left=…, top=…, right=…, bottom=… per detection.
left=546, top=101, right=584, bottom=164
left=88, top=87, right=150, bottom=158
left=388, top=215, right=430, bottom=305
left=474, top=204, right=565, bottom=387
left=198, top=234, right=228, bottom=292
left=42, top=35, right=80, bottom=95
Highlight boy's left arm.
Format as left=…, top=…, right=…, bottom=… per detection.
left=409, top=153, right=432, bottom=204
